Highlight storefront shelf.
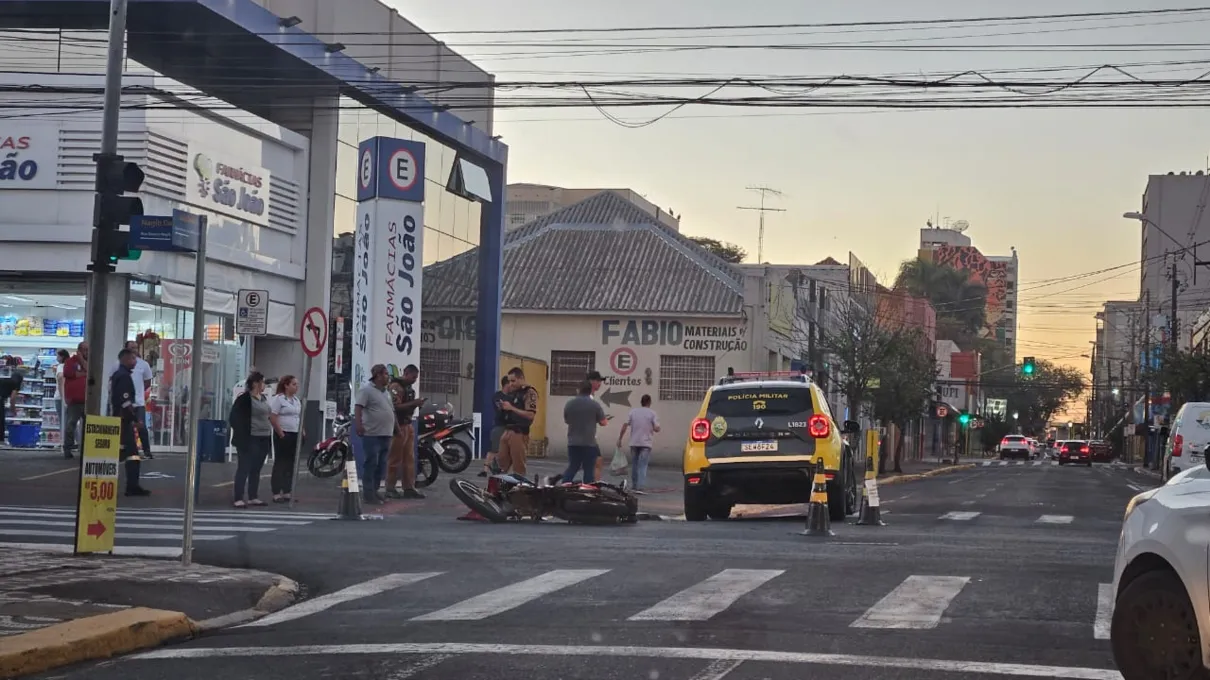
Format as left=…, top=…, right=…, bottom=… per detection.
left=0, top=336, right=82, bottom=349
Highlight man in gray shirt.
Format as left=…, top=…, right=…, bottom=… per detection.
left=355, top=363, right=395, bottom=504
left=560, top=380, right=608, bottom=483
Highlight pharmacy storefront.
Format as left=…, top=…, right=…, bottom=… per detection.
left=0, top=75, right=311, bottom=451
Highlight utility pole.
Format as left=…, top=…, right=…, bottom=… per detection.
left=1170, top=258, right=1180, bottom=352
left=85, top=0, right=145, bottom=416
left=737, top=186, right=785, bottom=264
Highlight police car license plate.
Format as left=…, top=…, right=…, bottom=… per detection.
left=741, top=441, right=778, bottom=452
left=432, top=441, right=445, bottom=455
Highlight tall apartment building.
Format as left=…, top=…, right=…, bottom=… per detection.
left=1131, top=171, right=1210, bottom=349
left=918, top=225, right=1020, bottom=363
left=506, top=183, right=681, bottom=231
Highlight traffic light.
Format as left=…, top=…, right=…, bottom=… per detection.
left=89, top=153, right=144, bottom=273
left=958, top=412, right=971, bottom=426
left=93, top=228, right=142, bottom=266
left=94, top=153, right=145, bottom=228
left=1022, top=356, right=1036, bottom=375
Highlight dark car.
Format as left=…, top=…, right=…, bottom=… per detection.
left=1057, top=440, right=1092, bottom=467
left=1088, top=440, right=1113, bottom=463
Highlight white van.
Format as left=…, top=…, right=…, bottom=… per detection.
left=1163, top=402, right=1210, bottom=481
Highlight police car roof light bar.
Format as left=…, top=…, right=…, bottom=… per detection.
left=718, top=370, right=809, bottom=386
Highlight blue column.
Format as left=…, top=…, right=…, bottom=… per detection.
left=473, top=158, right=507, bottom=458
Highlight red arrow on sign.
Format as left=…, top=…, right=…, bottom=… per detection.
left=86, top=521, right=106, bottom=538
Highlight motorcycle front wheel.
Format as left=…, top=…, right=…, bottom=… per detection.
left=448, top=478, right=510, bottom=523
left=416, top=449, right=440, bottom=488
left=434, top=437, right=473, bottom=474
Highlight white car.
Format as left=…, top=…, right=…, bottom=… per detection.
left=997, top=435, right=1031, bottom=461
left=1112, top=463, right=1210, bottom=678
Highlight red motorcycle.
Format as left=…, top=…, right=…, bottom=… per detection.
left=449, top=474, right=639, bottom=525
left=308, top=414, right=350, bottom=478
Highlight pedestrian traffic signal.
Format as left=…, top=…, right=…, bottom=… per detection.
left=1022, top=357, right=1036, bottom=375
left=958, top=412, right=971, bottom=426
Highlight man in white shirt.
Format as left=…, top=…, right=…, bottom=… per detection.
left=109, top=340, right=154, bottom=459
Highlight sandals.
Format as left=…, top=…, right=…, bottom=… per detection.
left=233, top=500, right=246, bottom=508
left=248, top=499, right=267, bottom=507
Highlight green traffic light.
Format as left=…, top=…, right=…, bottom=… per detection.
left=959, top=413, right=971, bottom=425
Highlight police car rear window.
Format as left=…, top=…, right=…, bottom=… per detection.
left=708, top=388, right=814, bottom=417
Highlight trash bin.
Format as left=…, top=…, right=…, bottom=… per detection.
left=197, top=419, right=229, bottom=463
left=194, top=419, right=229, bottom=503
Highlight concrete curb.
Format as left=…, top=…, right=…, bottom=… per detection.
left=0, top=607, right=197, bottom=679
left=878, top=464, right=977, bottom=486
left=195, top=576, right=302, bottom=632
left=1132, top=466, right=1162, bottom=480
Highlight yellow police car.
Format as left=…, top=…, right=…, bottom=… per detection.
left=682, top=370, right=861, bottom=521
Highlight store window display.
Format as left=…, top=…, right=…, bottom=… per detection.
left=0, top=294, right=86, bottom=450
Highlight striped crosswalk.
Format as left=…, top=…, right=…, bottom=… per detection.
left=248, top=568, right=1115, bottom=641
left=978, top=460, right=1131, bottom=469
left=0, top=505, right=332, bottom=557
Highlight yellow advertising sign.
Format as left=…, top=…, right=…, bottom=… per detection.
left=74, top=415, right=121, bottom=555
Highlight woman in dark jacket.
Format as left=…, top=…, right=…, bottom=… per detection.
left=228, top=372, right=272, bottom=508
left=0, top=357, right=23, bottom=444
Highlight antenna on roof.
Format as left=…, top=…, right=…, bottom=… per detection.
left=737, top=186, right=786, bottom=263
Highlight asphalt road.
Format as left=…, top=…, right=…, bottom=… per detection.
left=31, top=459, right=1156, bottom=680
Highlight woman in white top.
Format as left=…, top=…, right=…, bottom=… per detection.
left=268, top=375, right=303, bottom=503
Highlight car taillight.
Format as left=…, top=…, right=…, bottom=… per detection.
left=1173, top=434, right=1184, bottom=458
left=1061, top=446, right=1069, bottom=453
left=690, top=418, right=710, bottom=442
left=1080, top=446, right=1090, bottom=454
left=808, top=414, right=830, bottom=438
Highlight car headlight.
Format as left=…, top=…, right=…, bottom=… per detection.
left=1124, top=488, right=1158, bottom=520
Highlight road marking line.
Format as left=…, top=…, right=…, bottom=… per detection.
left=19, top=467, right=77, bottom=481
left=689, top=658, right=745, bottom=680
left=243, top=573, right=443, bottom=628
left=982, top=461, right=992, bottom=467
left=1032, top=461, right=1042, bottom=466
left=412, top=570, right=609, bottom=621
left=1037, top=515, right=1074, bottom=524
left=1127, top=483, right=1143, bottom=492
left=0, top=507, right=332, bottom=521
left=0, top=529, right=232, bottom=540
left=628, top=569, right=784, bottom=621
left=939, top=511, right=980, bottom=521
left=0, top=510, right=318, bottom=525
left=131, top=642, right=1125, bottom=678
left=0, top=542, right=183, bottom=558
left=998, top=461, right=1008, bottom=466
left=850, top=575, right=970, bottom=630
left=386, top=653, right=452, bottom=679
left=1094, top=583, right=1113, bottom=640
left=0, top=520, right=277, bottom=532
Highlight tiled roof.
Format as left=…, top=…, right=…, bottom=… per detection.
left=424, top=191, right=744, bottom=314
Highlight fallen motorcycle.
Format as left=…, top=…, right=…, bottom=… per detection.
left=449, top=474, right=639, bottom=525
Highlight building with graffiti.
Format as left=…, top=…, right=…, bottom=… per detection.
left=919, top=225, right=1019, bottom=364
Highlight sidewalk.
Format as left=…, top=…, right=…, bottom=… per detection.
left=0, top=548, right=298, bottom=678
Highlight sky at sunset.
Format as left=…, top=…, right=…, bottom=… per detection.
left=395, top=0, right=1210, bottom=417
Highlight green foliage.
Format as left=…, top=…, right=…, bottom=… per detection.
left=688, top=236, right=747, bottom=264
left=979, top=414, right=1014, bottom=450
left=1003, top=359, right=1086, bottom=433
left=895, top=259, right=988, bottom=348
left=871, top=329, right=939, bottom=428
left=1144, top=347, right=1210, bottom=407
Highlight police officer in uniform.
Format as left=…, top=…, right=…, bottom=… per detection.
left=111, top=349, right=149, bottom=497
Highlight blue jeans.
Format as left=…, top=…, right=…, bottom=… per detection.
left=562, top=445, right=600, bottom=484
left=630, top=446, right=651, bottom=489
left=360, top=435, right=392, bottom=499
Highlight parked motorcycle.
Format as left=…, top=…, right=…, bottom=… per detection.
left=449, top=474, right=639, bottom=525
left=308, top=414, right=350, bottom=478
left=418, top=403, right=473, bottom=474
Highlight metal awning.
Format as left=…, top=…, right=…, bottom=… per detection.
left=0, top=0, right=506, bottom=166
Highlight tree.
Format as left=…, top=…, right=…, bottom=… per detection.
left=1147, top=347, right=1210, bottom=407
left=688, top=236, right=747, bottom=264
left=1002, top=359, right=1086, bottom=433
left=870, top=329, right=938, bottom=473
left=817, top=296, right=911, bottom=431
left=895, top=259, right=988, bottom=347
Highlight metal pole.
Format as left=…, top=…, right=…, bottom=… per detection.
left=289, top=356, right=312, bottom=509
left=181, top=216, right=208, bottom=566
left=1170, top=259, right=1179, bottom=351
left=83, top=0, right=129, bottom=417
